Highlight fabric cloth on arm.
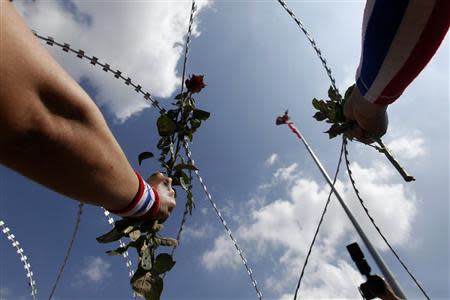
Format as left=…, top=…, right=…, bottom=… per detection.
left=356, top=0, right=449, bottom=105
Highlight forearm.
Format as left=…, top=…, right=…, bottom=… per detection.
left=0, top=1, right=137, bottom=210
left=356, top=0, right=449, bottom=104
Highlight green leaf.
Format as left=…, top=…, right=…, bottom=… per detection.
left=152, top=222, right=164, bottom=232
left=129, top=229, right=141, bottom=241
left=190, top=118, right=201, bottom=129
left=141, top=247, right=153, bottom=271
left=138, top=152, right=154, bottom=165
left=313, top=111, right=327, bottom=122
left=325, top=123, right=348, bottom=139
left=180, top=175, right=189, bottom=191
left=106, top=246, right=128, bottom=256
left=312, top=98, right=328, bottom=112
left=312, top=98, right=321, bottom=110
left=130, top=268, right=163, bottom=300
left=96, top=219, right=136, bottom=244
left=192, top=109, right=210, bottom=121
left=157, top=114, right=176, bottom=136
left=156, top=237, right=178, bottom=247
left=154, top=253, right=176, bottom=274
left=328, top=86, right=341, bottom=102
left=344, top=84, right=355, bottom=101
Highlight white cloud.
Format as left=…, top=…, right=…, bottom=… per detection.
left=14, top=1, right=210, bottom=122
left=273, top=163, right=299, bottom=182
left=201, top=235, right=242, bottom=271
left=265, top=153, right=279, bottom=167
left=181, top=223, right=214, bottom=241
left=387, top=134, right=426, bottom=160
left=201, top=160, right=417, bottom=298
left=80, top=256, right=111, bottom=283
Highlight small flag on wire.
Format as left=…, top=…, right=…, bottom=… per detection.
left=276, top=110, right=302, bottom=140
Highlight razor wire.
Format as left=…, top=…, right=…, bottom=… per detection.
left=170, top=0, right=197, bottom=259
left=48, top=202, right=83, bottom=300
left=102, top=209, right=134, bottom=279
left=277, top=0, right=429, bottom=297
left=32, top=31, right=164, bottom=113
left=35, top=21, right=263, bottom=299
left=0, top=219, right=38, bottom=300
left=293, top=137, right=345, bottom=300
left=277, top=0, right=340, bottom=97
left=343, top=138, right=430, bottom=299
left=183, top=138, right=264, bottom=300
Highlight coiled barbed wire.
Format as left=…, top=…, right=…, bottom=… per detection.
left=48, top=202, right=83, bottom=300
left=293, top=138, right=345, bottom=300
left=343, top=138, right=430, bottom=299
left=35, top=28, right=262, bottom=299
left=32, top=31, right=164, bottom=113
left=276, top=1, right=428, bottom=297
left=183, top=138, right=263, bottom=300
left=170, top=0, right=197, bottom=258
left=0, top=219, right=38, bottom=300
left=102, top=209, right=134, bottom=278
left=276, top=0, right=340, bottom=97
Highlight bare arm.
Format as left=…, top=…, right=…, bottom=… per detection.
left=0, top=1, right=139, bottom=211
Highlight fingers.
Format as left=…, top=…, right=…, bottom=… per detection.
left=145, top=172, right=176, bottom=223
left=344, top=125, right=375, bottom=145
left=343, top=86, right=388, bottom=144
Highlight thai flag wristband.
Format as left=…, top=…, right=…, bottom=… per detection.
left=109, top=171, right=160, bottom=220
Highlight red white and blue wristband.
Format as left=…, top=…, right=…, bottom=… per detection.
left=109, top=172, right=160, bottom=220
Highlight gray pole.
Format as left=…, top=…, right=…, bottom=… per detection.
left=287, top=122, right=406, bottom=299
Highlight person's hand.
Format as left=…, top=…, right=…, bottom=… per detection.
left=366, top=275, right=401, bottom=300
left=343, top=86, right=389, bottom=144
left=146, top=172, right=176, bottom=223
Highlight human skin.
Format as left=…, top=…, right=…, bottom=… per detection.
left=0, top=1, right=175, bottom=220
left=343, top=86, right=389, bottom=144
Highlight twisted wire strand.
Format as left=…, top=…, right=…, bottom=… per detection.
left=0, top=219, right=38, bottom=300
left=32, top=31, right=164, bottom=112
left=48, top=202, right=83, bottom=300
left=171, top=0, right=197, bottom=257
left=170, top=204, right=189, bottom=257
left=276, top=1, right=428, bottom=296
left=293, top=138, right=345, bottom=300
left=102, top=209, right=134, bottom=279
left=343, top=138, right=430, bottom=299
left=276, top=0, right=340, bottom=96
left=183, top=138, right=263, bottom=300
left=34, top=23, right=263, bottom=298
left=179, top=1, right=197, bottom=95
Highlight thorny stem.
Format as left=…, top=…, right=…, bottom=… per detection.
left=168, top=92, right=193, bottom=177
left=374, top=138, right=415, bottom=182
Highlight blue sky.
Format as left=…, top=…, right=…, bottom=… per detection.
left=1, top=1, right=448, bottom=299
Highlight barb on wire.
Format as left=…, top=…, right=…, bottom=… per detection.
left=179, top=1, right=197, bottom=96
left=276, top=0, right=340, bottom=97
left=102, top=209, right=135, bottom=279
left=32, top=31, right=164, bottom=113
left=343, top=138, right=430, bottom=299
left=48, top=202, right=84, bottom=300
left=293, top=138, right=345, bottom=300
left=171, top=0, right=197, bottom=256
left=0, top=219, right=38, bottom=300
left=182, top=138, right=263, bottom=300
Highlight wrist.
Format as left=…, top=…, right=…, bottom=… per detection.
left=108, top=172, right=160, bottom=220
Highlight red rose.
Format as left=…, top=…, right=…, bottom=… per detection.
left=185, top=74, right=206, bottom=94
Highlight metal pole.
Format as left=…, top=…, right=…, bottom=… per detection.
left=286, top=122, right=407, bottom=299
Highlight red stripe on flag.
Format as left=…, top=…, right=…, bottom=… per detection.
left=375, top=0, right=449, bottom=105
